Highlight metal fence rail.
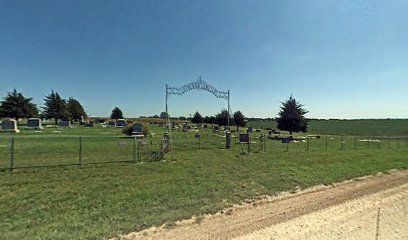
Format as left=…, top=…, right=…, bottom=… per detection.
left=0, top=134, right=407, bottom=171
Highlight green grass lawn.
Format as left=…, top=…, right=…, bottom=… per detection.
left=248, top=119, right=408, bottom=136
left=0, top=123, right=407, bottom=239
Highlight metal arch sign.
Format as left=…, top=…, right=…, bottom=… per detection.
left=167, top=76, right=229, bottom=100
left=165, top=76, right=231, bottom=134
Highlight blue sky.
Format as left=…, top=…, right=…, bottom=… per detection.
left=1, top=0, right=407, bottom=119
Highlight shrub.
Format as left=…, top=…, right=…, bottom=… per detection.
left=122, top=122, right=150, bottom=136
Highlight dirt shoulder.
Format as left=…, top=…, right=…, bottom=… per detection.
left=119, top=170, right=408, bottom=240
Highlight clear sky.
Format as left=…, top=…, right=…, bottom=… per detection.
left=1, top=0, right=407, bottom=119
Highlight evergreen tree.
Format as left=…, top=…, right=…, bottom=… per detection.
left=276, top=95, right=308, bottom=136
left=42, top=90, right=70, bottom=125
left=0, top=89, right=38, bottom=121
left=110, top=107, right=123, bottom=120
left=191, top=111, right=203, bottom=125
left=215, top=109, right=232, bottom=126
left=233, top=111, right=246, bottom=131
left=67, top=97, right=87, bottom=122
left=160, top=111, right=168, bottom=119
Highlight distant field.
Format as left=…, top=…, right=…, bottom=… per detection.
left=247, top=119, right=408, bottom=136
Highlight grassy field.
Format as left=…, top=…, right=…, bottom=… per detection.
left=0, top=122, right=407, bottom=239
left=247, top=119, right=408, bottom=136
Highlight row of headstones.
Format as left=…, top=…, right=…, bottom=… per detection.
left=103, top=119, right=127, bottom=128
left=0, top=118, right=77, bottom=133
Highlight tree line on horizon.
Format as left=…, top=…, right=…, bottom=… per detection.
left=0, top=89, right=309, bottom=135
left=0, top=89, right=87, bottom=124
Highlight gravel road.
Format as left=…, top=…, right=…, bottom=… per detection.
left=120, top=170, right=408, bottom=240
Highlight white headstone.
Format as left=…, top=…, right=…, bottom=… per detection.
left=26, top=118, right=43, bottom=129
left=1, top=118, right=20, bottom=133
left=116, top=119, right=126, bottom=128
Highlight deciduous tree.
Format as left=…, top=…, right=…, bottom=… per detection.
left=110, top=107, right=123, bottom=120
left=233, top=111, right=246, bottom=131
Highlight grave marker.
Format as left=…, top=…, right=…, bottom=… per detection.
left=58, top=120, right=71, bottom=128
left=239, top=133, right=250, bottom=144
left=26, top=118, right=43, bottom=129
left=132, top=123, right=145, bottom=137
left=116, top=119, right=126, bottom=128
left=1, top=118, right=20, bottom=133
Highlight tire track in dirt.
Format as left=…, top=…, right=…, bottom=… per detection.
left=120, top=170, right=408, bottom=240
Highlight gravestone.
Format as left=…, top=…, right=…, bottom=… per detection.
left=116, top=119, right=126, bottom=128
left=85, top=121, right=94, bottom=127
left=203, top=124, right=208, bottom=129
left=213, top=125, right=219, bottom=133
left=182, top=123, right=189, bottom=132
left=162, top=133, right=171, bottom=153
left=239, top=133, right=250, bottom=144
left=108, top=120, right=116, bottom=127
left=26, top=118, right=43, bottom=129
left=247, top=127, right=253, bottom=133
left=131, top=123, right=145, bottom=137
left=79, top=115, right=86, bottom=125
left=58, top=120, right=71, bottom=128
left=282, top=137, right=291, bottom=144
left=1, top=118, right=20, bottom=133
left=256, top=129, right=262, bottom=133
left=226, top=131, right=232, bottom=149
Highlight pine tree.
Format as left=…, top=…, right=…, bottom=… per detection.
left=42, top=91, right=71, bottom=125
left=191, top=111, right=203, bottom=125
left=0, top=89, right=38, bottom=121
left=276, top=95, right=308, bottom=136
left=67, top=97, right=87, bottom=122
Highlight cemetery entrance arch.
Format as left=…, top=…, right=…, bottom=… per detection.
left=165, top=76, right=231, bottom=133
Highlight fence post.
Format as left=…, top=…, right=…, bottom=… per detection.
left=307, top=137, right=310, bottom=151
left=10, top=137, right=14, bottom=171
left=263, top=134, right=266, bottom=152
left=325, top=136, right=328, bottom=151
left=138, top=140, right=141, bottom=162
left=133, top=137, right=136, bottom=162
left=340, top=135, right=343, bottom=150
left=354, top=136, right=357, bottom=150
left=79, top=136, right=82, bottom=165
